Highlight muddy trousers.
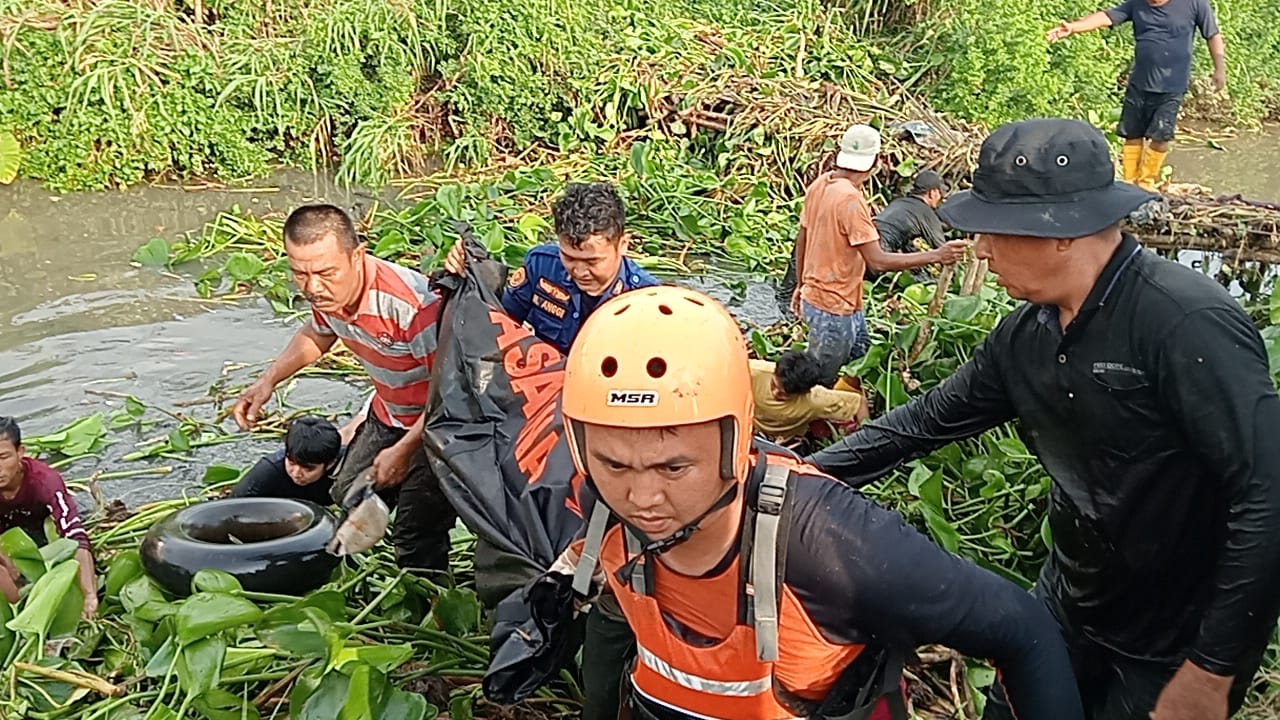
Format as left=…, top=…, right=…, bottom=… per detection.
left=333, top=412, right=457, bottom=572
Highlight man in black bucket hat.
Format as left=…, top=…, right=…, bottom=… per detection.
left=806, top=118, right=1280, bottom=720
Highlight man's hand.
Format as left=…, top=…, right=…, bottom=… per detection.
left=82, top=592, right=99, bottom=620
left=444, top=241, right=466, bottom=276
left=1212, top=68, right=1227, bottom=93
left=232, top=379, right=275, bottom=431
left=934, top=240, right=970, bottom=265
left=1046, top=20, right=1073, bottom=43
left=1149, top=660, right=1231, bottom=720
left=790, top=287, right=803, bottom=318
left=370, top=442, right=415, bottom=489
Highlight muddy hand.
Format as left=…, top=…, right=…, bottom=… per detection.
left=370, top=444, right=412, bottom=489
left=937, top=239, right=970, bottom=265
left=444, top=241, right=467, bottom=276
left=232, top=379, right=274, bottom=431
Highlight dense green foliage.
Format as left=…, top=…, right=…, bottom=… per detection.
left=929, top=0, right=1280, bottom=127
left=2, top=0, right=1276, bottom=191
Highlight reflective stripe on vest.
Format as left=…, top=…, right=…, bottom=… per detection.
left=636, top=642, right=772, bottom=697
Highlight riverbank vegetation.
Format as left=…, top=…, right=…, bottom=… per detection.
left=4, top=0, right=1280, bottom=716
left=1, top=0, right=1278, bottom=191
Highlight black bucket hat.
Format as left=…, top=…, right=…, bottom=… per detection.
left=938, top=119, right=1155, bottom=239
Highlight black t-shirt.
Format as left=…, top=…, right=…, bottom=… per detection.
left=873, top=196, right=946, bottom=254
left=1106, top=0, right=1220, bottom=94
left=229, top=448, right=337, bottom=506
left=810, top=235, right=1280, bottom=675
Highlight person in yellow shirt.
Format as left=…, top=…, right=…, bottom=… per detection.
left=749, top=351, right=864, bottom=442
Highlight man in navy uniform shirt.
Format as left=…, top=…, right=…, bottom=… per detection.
left=446, top=181, right=658, bottom=354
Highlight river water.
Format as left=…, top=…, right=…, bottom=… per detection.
left=0, top=126, right=1276, bottom=507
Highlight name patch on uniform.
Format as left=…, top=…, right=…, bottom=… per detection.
left=537, top=278, right=571, bottom=303
left=1092, top=362, right=1146, bottom=377
left=607, top=390, right=658, bottom=406
left=534, top=295, right=566, bottom=319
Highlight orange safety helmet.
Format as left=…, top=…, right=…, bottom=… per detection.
left=562, top=286, right=754, bottom=482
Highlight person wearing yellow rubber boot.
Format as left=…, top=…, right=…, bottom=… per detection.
left=1047, top=0, right=1227, bottom=190
left=553, top=285, right=1085, bottom=720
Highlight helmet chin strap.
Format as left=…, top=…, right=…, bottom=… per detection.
left=584, top=478, right=740, bottom=589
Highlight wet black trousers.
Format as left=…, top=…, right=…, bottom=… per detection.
left=983, top=590, right=1266, bottom=720
left=582, top=598, right=638, bottom=720
left=332, top=412, right=457, bottom=571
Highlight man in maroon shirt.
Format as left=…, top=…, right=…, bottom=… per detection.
left=0, top=417, right=97, bottom=617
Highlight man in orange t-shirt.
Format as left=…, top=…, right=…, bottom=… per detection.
left=790, top=124, right=968, bottom=384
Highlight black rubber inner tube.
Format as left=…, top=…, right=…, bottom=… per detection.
left=141, top=497, right=340, bottom=597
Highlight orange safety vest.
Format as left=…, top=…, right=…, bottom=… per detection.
left=594, top=452, right=872, bottom=719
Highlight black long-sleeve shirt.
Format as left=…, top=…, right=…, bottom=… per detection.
left=782, top=472, right=1083, bottom=718
left=808, top=235, right=1280, bottom=675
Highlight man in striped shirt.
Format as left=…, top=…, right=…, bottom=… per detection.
left=232, top=205, right=456, bottom=571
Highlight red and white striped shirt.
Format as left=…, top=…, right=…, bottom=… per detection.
left=311, top=255, right=440, bottom=429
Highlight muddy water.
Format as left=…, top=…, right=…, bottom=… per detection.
left=1169, top=124, right=1280, bottom=200
left=0, top=172, right=384, bottom=504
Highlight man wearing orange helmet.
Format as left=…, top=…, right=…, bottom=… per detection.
left=556, top=286, right=1084, bottom=720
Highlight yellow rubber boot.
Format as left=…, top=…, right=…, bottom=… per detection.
left=1137, top=148, right=1168, bottom=192
left=1121, top=143, right=1144, bottom=184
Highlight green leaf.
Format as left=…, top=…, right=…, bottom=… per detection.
left=201, top=465, right=242, bottom=486
left=132, top=238, right=171, bottom=267
left=432, top=588, right=480, bottom=636
left=192, top=570, right=242, bottom=595
left=145, top=637, right=179, bottom=678
left=994, top=437, right=1027, bottom=456
left=0, top=130, right=21, bottom=184
left=125, top=395, right=147, bottom=418
left=174, top=593, right=262, bottom=645
left=297, top=590, right=347, bottom=621
left=1269, top=281, right=1280, bottom=325
left=449, top=692, right=475, bottom=720
left=0, top=593, right=15, bottom=661
left=290, top=666, right=326, bottom=719
left=340, top=663, right=373, bottom=720
left=331, top=643, right=413, bottom=674
left=7, top=559, right=79, bottom=638
left=1, top=528, right=46, bottom=581
left=383, top=688, right=432, bottom=720
left=39, top=537, right=78, bottom=566
left=177, top=636, right=225, bottom=696
left=168, top=428, right=192, bottom=452
left=256, top=606, right=333, bottom=658
left=942, top=295, right=984, bottom=322
left=299, top=668, right=351, bottom=720
left=1040, top=514, right=1054, bottom=550
left=435, top=185, right=463, bottom=219
left=224, top=252, right=267, bottom=282
left=49, top=566, right=86, bottom=639
left=192, top=688, right=263, bottom=720
left=921, top=504, right=961, bottom=554
left=120, top=576, right=172, bottom=618
left=150, top=704, right=180, bottom=720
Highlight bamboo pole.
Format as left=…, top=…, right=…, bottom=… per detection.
left=909, top=264, right=956, bottom=364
